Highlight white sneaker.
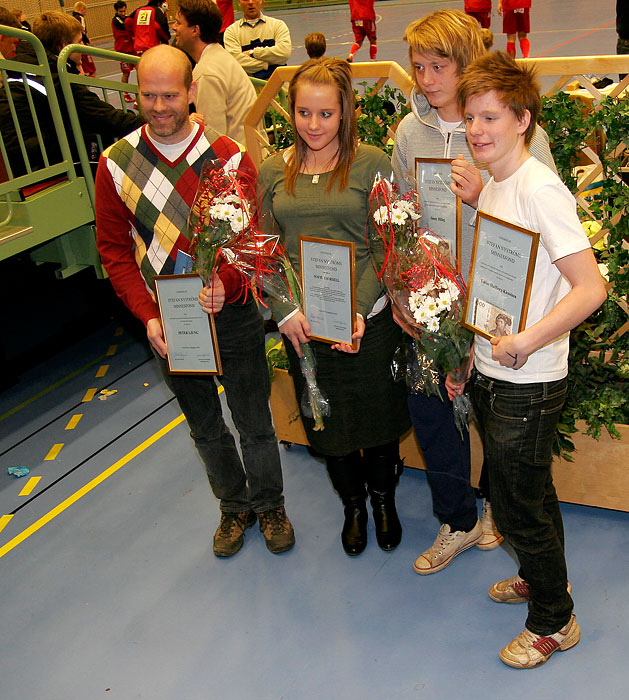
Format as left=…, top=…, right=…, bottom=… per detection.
left=413, top=521, right=482, bottom=575
left=476, top=499, right=504, bottom=550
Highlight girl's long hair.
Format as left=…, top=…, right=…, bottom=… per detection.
left=284, top=58, right=357, bottom=195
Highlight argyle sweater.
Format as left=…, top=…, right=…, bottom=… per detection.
left=95, top=124, right=256, bottom=325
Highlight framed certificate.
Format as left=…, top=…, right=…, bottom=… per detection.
left=415, top=157, right=462, bottom=266
left=462, top=211, right=539, bottom=340
left=299, top=236, right=356, bottom=348
left=154, top=273, right=222, bottom=375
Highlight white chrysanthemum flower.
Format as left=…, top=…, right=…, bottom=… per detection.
left=408, top=291, right=422, bottom=312
left=373, top=206, right=390, bottom=225
left=424, top=300, right=440, bottom=317
left=390, top=205, right=409, bottom=225
left=396, top=200, right=421, bottom=220
left=413, top=307, right=429, bottom=324
left=437, top=291, right=453, bottom=310
left=229, top=211, right=247, bottom=233
left=427, top=317, right=440, bottom=332
left=209, top=203, right=232, bottom=221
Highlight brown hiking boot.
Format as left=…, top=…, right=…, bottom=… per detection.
left=213, top=510, right=256, bottom=557
left=258, top=506, right=295, bottom=554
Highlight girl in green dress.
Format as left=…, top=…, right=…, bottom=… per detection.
left=259, top=58, right=411, bottom=556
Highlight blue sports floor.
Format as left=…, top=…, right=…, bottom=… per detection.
left=1, top=1, right=627, bottom=698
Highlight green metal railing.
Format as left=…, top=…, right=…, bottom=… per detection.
left=0, top=26, right=79, bottom=227
left=58, top=43, right=140, bottom=208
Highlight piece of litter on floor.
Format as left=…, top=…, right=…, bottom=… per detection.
left=8, top=466, right=30, bottom=477
left=98, top=389, right=118, bottom=400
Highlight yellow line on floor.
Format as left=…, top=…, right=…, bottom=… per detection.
left=106, top=345, right=118, bottom=356
left=95, top=365, right=109, bottom=378
left=0, top=414, right=187, bottom=560
left=19, top=476, right=41, bottom=496
left=0, top=514, right=13, bottom=533
left=114, top=327, right=124, bottom=337
left=65, top=414, right=82, bottom=430
left=82, top=388, right=98, bottom=402
left=44, top=443, right=64, bottom=461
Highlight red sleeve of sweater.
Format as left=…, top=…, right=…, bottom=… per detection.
left=95, top=154, right=161, bottom=326
left=216, top=258, right=248, bottom=304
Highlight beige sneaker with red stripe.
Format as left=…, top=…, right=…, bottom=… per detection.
left=499, top=614, right=581, bottom=669
left=489, top=574, right=572, bottom=604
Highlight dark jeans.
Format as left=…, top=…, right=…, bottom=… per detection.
left=154, top=298, right=284, bottom=514
left=408, top=384, right=478, bottom=533
left=471, top=371, right=573, bottom=635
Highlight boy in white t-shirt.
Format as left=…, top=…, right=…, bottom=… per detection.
left=453, top=51, right=606, bottom=669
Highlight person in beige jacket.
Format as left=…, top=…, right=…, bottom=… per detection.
left=174, top=0, right=257, bottom=145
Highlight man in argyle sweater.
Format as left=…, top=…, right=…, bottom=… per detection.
left=95, top=44, right=294, bottom=557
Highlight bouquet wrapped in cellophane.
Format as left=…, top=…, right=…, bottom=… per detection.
left=368, top=174, right=473, bottom=436
left=188, top=158, right=257, bottom=286
left=188, top=159, right=328, bottom=430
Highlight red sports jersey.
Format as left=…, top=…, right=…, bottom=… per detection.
left=112, top=15, right=134, bottom=55
left=126, top=6, right=169, bottom=54
left=465, top=0, right=492, bottom=11
left=502, top=0, right=531, bottom=10
left=348, top=0, right=376, bottom=22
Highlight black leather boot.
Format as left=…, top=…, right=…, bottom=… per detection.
left=340, top=497, right=368, bottom=556
left=326, top=452, right=368, bottom=556
left=365, top=443, right=403, bottom=552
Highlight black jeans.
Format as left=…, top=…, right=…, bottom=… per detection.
left=154, top=298, right=284, bottom=514
left=472, top=371, right=573, bottom=635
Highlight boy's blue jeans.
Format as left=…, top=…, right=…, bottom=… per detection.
left=154, top=298, right=284, bottom=515
left=408, top=387, right=478, bottom=533
left=471, top=371, right=574, bottom=635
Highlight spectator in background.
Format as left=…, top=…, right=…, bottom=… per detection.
left=305, top=31, right=326, bottom=59
left=0, top=7, right=21, bottom=59
left=72, top=1, right=96, bottom=76
left=347, top=0, right=377, bottom=62
left=174, top=0, right=257, bottom=144
left=112, top=1, right=136, bottom=102
left=11, top=9, right=31, bottom=32
left=464, top=0, right=492, bottom=29
left=125, top=0, right=170, bottom=56
left=224, top=0, right=291, bottom=80
left=498, top=0, right=531, bottom=58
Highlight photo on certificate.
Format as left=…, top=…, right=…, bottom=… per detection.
left=462, top=212, right=539, bottom=340
left=299, top=236, right=356, bottom=348
left=154, top=273, right=222, bottom=375
left=415, top=157, right=462, bottom=266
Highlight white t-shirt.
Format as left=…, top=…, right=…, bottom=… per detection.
left=145, top=122, right=200, bottom=161
left=436, top=113, right=462, bottom=135
left=474, top=156, right=590, bottom=383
